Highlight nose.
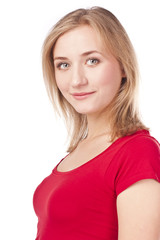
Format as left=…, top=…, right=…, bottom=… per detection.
left=71, top=64, right=88, bottom=88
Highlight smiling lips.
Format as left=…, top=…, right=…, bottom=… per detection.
left=71, top=91, right=95, bottom=100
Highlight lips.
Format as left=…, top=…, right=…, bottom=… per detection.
left=71, top=91, right=95, bottom=100
left=72, top=91, right=95, bottom=96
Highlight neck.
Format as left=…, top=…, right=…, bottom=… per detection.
left=85, top=111, right=111, bottom=141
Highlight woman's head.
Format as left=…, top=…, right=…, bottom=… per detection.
left=42, top=6, right=148, bottom=151
left=53, top=25, right=125, bottom=116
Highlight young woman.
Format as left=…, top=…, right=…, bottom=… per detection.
left=33, top=7, right=160, bottom=240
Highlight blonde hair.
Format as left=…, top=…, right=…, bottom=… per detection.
left=42, top=6, right=149, bottom=152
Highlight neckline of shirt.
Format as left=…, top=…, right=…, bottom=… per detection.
left=52, top=130, right=149, bottom=175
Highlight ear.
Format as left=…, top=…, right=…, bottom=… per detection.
left=119, top=62, right=126, bottom=78
left=121, top=77, right=127, bottom=85
left=120, top=66, right=127, bottom=85
left=121, top=69, right=126, bottom=78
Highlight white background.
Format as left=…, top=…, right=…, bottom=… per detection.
left=0, top=0, right=160, bottom=239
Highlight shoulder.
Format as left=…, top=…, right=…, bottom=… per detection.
left=115, top=130, right=160, bottom=165
left=104, top=130, right=160, bottom=196
left=119, top=129, right=160, bottom=153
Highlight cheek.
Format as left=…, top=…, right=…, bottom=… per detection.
left=55, top=74, right=68, bottom=94
left=99, top=64, right=122, bottom=90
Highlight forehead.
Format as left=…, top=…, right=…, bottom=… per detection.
left=53, top=25, right=106, bottom=56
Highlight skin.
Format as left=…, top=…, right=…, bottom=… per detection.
left=53, top=25, right=125, bottom=139
left=117, top=179, right=160, bottom=240
left=53, top=25, right=160, bottom=239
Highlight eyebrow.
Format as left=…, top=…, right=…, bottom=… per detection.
left=53, top=50, right=102, bottom=61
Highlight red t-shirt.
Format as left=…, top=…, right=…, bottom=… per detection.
left=33, top=130, right=160, bottom=240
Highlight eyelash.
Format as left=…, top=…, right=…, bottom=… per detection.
left=86, top=58, right=100, bottom=65
left=56, top=58, right=100, bottom=70
left=56, top=62, right=69, bottom=69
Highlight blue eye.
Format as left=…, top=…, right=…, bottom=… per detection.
left=87, top=58, right=99, bottom=65
left=57, top=63, right=69, bottom=69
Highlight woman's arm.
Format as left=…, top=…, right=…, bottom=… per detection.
left=117, top=179, right=160, bottom=240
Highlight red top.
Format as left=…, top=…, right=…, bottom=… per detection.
left=33, top=130, right=160, bottom=240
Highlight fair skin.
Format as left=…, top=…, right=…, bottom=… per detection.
left=53, top=25, right=160, bottom=240
left=53, top=25, right=124, bottom=139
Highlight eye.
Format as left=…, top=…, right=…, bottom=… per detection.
left=56, top=62, right=70, bottom=70
left=86, top=58, right=99, bottom=66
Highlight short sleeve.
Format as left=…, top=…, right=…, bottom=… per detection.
left=105, top=135, right=160, bottom=196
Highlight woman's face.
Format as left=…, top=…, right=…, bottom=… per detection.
left=53, top=25, right=124, bottom=115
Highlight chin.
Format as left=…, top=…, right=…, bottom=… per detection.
left=73, top=103, right=111, bottom=116
left=72, top=107, right=92, bottom=115
left=73, top=107, right=101, bottom=115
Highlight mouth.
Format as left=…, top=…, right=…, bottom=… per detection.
left=71, top=91, right=95, bottom=100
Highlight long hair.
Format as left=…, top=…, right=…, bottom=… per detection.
left=42, top=6, right=149, bottom=152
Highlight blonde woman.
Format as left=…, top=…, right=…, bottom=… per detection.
left=33, top=7, right=160, bottom=240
